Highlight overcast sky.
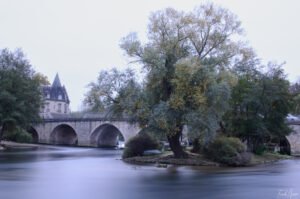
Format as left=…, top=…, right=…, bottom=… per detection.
left=0, top=0, right=299, bottom=111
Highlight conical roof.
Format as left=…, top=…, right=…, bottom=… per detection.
left=52, top=73, right=62, bottom=87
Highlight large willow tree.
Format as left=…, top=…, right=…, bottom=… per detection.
left=87, top=4, right=252, bottom=158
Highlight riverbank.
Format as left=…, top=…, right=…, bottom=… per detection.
left=124, top=151, right=293, bottom=167
left=124, top=152, right=219, bottom=167
left=0, top=141, right=49, bottom=151
left=250, top=152, right=292, bottom=165
left=0, top=141, right=292, bottom=167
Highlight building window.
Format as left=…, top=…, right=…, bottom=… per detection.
left=58, top=95, right=62, bottom=100
left=64, top=104, right=67, bottom=113
left=57, top=103, right=62, bottom=113
left=43, top=102, right=49, bottom=113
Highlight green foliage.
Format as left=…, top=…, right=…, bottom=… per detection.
left=33, top=72, right=50, bottom=86
left=0, top=48, right=43, bottom=141
left=224, top=63, right=292, bottom=152
left=253, top=145, right=266, bottom=155
left=205, top=136, right=251, bottom=166
left=138, top=127, right=167, bottom=142
left=292, top=94, right=300, bottom=114
left=122, top=134, right=159, bottom=158
left=120, top=4, right=247, bottom=155
left=191, top=138, right=204, bottom=153
left=15, top=130, right=33, bottom=143
left=290, top=81, right=300, bottom=114
left=3, top=127, right=33, bottom=143
left=86, top=3, right=284, bottom=158
left=84, top=68, right=137, bottom=112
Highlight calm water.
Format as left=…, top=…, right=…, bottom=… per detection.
left=0, top=146, right=300, bottom=199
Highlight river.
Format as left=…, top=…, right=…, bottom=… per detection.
left=0, top=146, right=300, bottom=199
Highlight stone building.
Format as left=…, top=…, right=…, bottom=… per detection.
left=40, top=74, right=70, bottom=118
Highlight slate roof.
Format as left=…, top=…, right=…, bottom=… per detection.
left=42, top=73, right=70, bottom=103
left=52, top=73, right=62, bottom=87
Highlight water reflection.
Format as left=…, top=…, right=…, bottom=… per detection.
left=0, top=146, right=300, bottom=199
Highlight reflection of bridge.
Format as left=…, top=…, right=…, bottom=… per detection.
left=30, top=117, right=141, bottom=147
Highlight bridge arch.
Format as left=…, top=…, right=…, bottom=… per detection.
left=27, top=126, right=39, bottom=143
left=286, top=124, right=300, bottom=156
left=50, top=124, right=78, bottom=146
left=90, top=123, right=124, bottom=148
left=280, top=137, right=291, bottom=155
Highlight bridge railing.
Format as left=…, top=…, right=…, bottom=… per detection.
left=286, top=121, right=300, bottom=125
left=34, top=117, right=131, bottom=123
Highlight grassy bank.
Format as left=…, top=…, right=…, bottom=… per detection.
left=0, top=141, right=42, bottom=150
left=250, top=152, right=292, bottom=165
left=124, top=151, right=293, bottom=167
left=124, top=152, right=219, bottom=167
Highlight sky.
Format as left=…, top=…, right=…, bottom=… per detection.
left=0, top=0, right=299, bottom=111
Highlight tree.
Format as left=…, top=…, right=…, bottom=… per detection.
left=292, top=94, right=300, bottom=114
left=86, top=3, right=250, bottom=158
left=122, top=4, right=247, bottom=158
left=33, top=72, right=50, bottom=86
left=290, top=79, right=300, bottom=114
left=224, top=63, right=292, bottom=152
left=0, top=49, right=43, bottom=141
left=84, top=68, right=137, bottom=113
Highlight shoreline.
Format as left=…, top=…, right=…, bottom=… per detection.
left=123, top=151, right=293, bottom=168
left=0, top=141, right=57, bottom=151
left=0, top=141, right=293, bottom=168
left=124, top=153, right=219, bottom=167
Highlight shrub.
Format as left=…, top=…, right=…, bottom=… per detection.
left=122, top=134, right=159, bottom=159
left=15, top=129, right=33, bottom=143
left=205, top=136, right=251, bottom=166
left=3, top=128, right=33, bottom=143
left=253, top=145, right=266, bottom=155
left=191, top=138, right=204, bottom=153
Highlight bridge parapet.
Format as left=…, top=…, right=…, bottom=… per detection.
left=286, top=121, right=300, bottom=126
left=33, top=117, right=300, bottom=154
left=40, top=117, right=130, bottom=123
left=32, top=117, right=140, bottom=147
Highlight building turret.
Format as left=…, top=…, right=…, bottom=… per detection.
left=52, top=73, right=62, bottom=87
left=40, top=73, right=70, bottom=118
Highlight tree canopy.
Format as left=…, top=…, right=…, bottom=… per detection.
left=224, top=63, right=292, bottom=152
left=290, top=79, right=300, bottom=115
left=86, top=3, right=294, bottom=157
left=86, top=3, right=251, bottom=158
left=0, top=49, right=43, bottom=141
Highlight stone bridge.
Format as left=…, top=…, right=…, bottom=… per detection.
left=29, top=117, right=300, bottom=155
left=286, top=121, right=300, bottom=156
left=30, top=117, right=141, bottom=147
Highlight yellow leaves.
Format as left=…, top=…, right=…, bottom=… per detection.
left=158, top=120, right=167, bottom=130
left=219, top=70, right=238, bottom=87
left=192, top=90, right=207, bottom=107
left=134, top=101, right=142, bottom=109
left=169, top=95, right=185, bottom=110
left=169, top=65, right=189, bottom=110
left=33, top=72, right=50, bottom=86
left=168, top=60, right=211, bottom=111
